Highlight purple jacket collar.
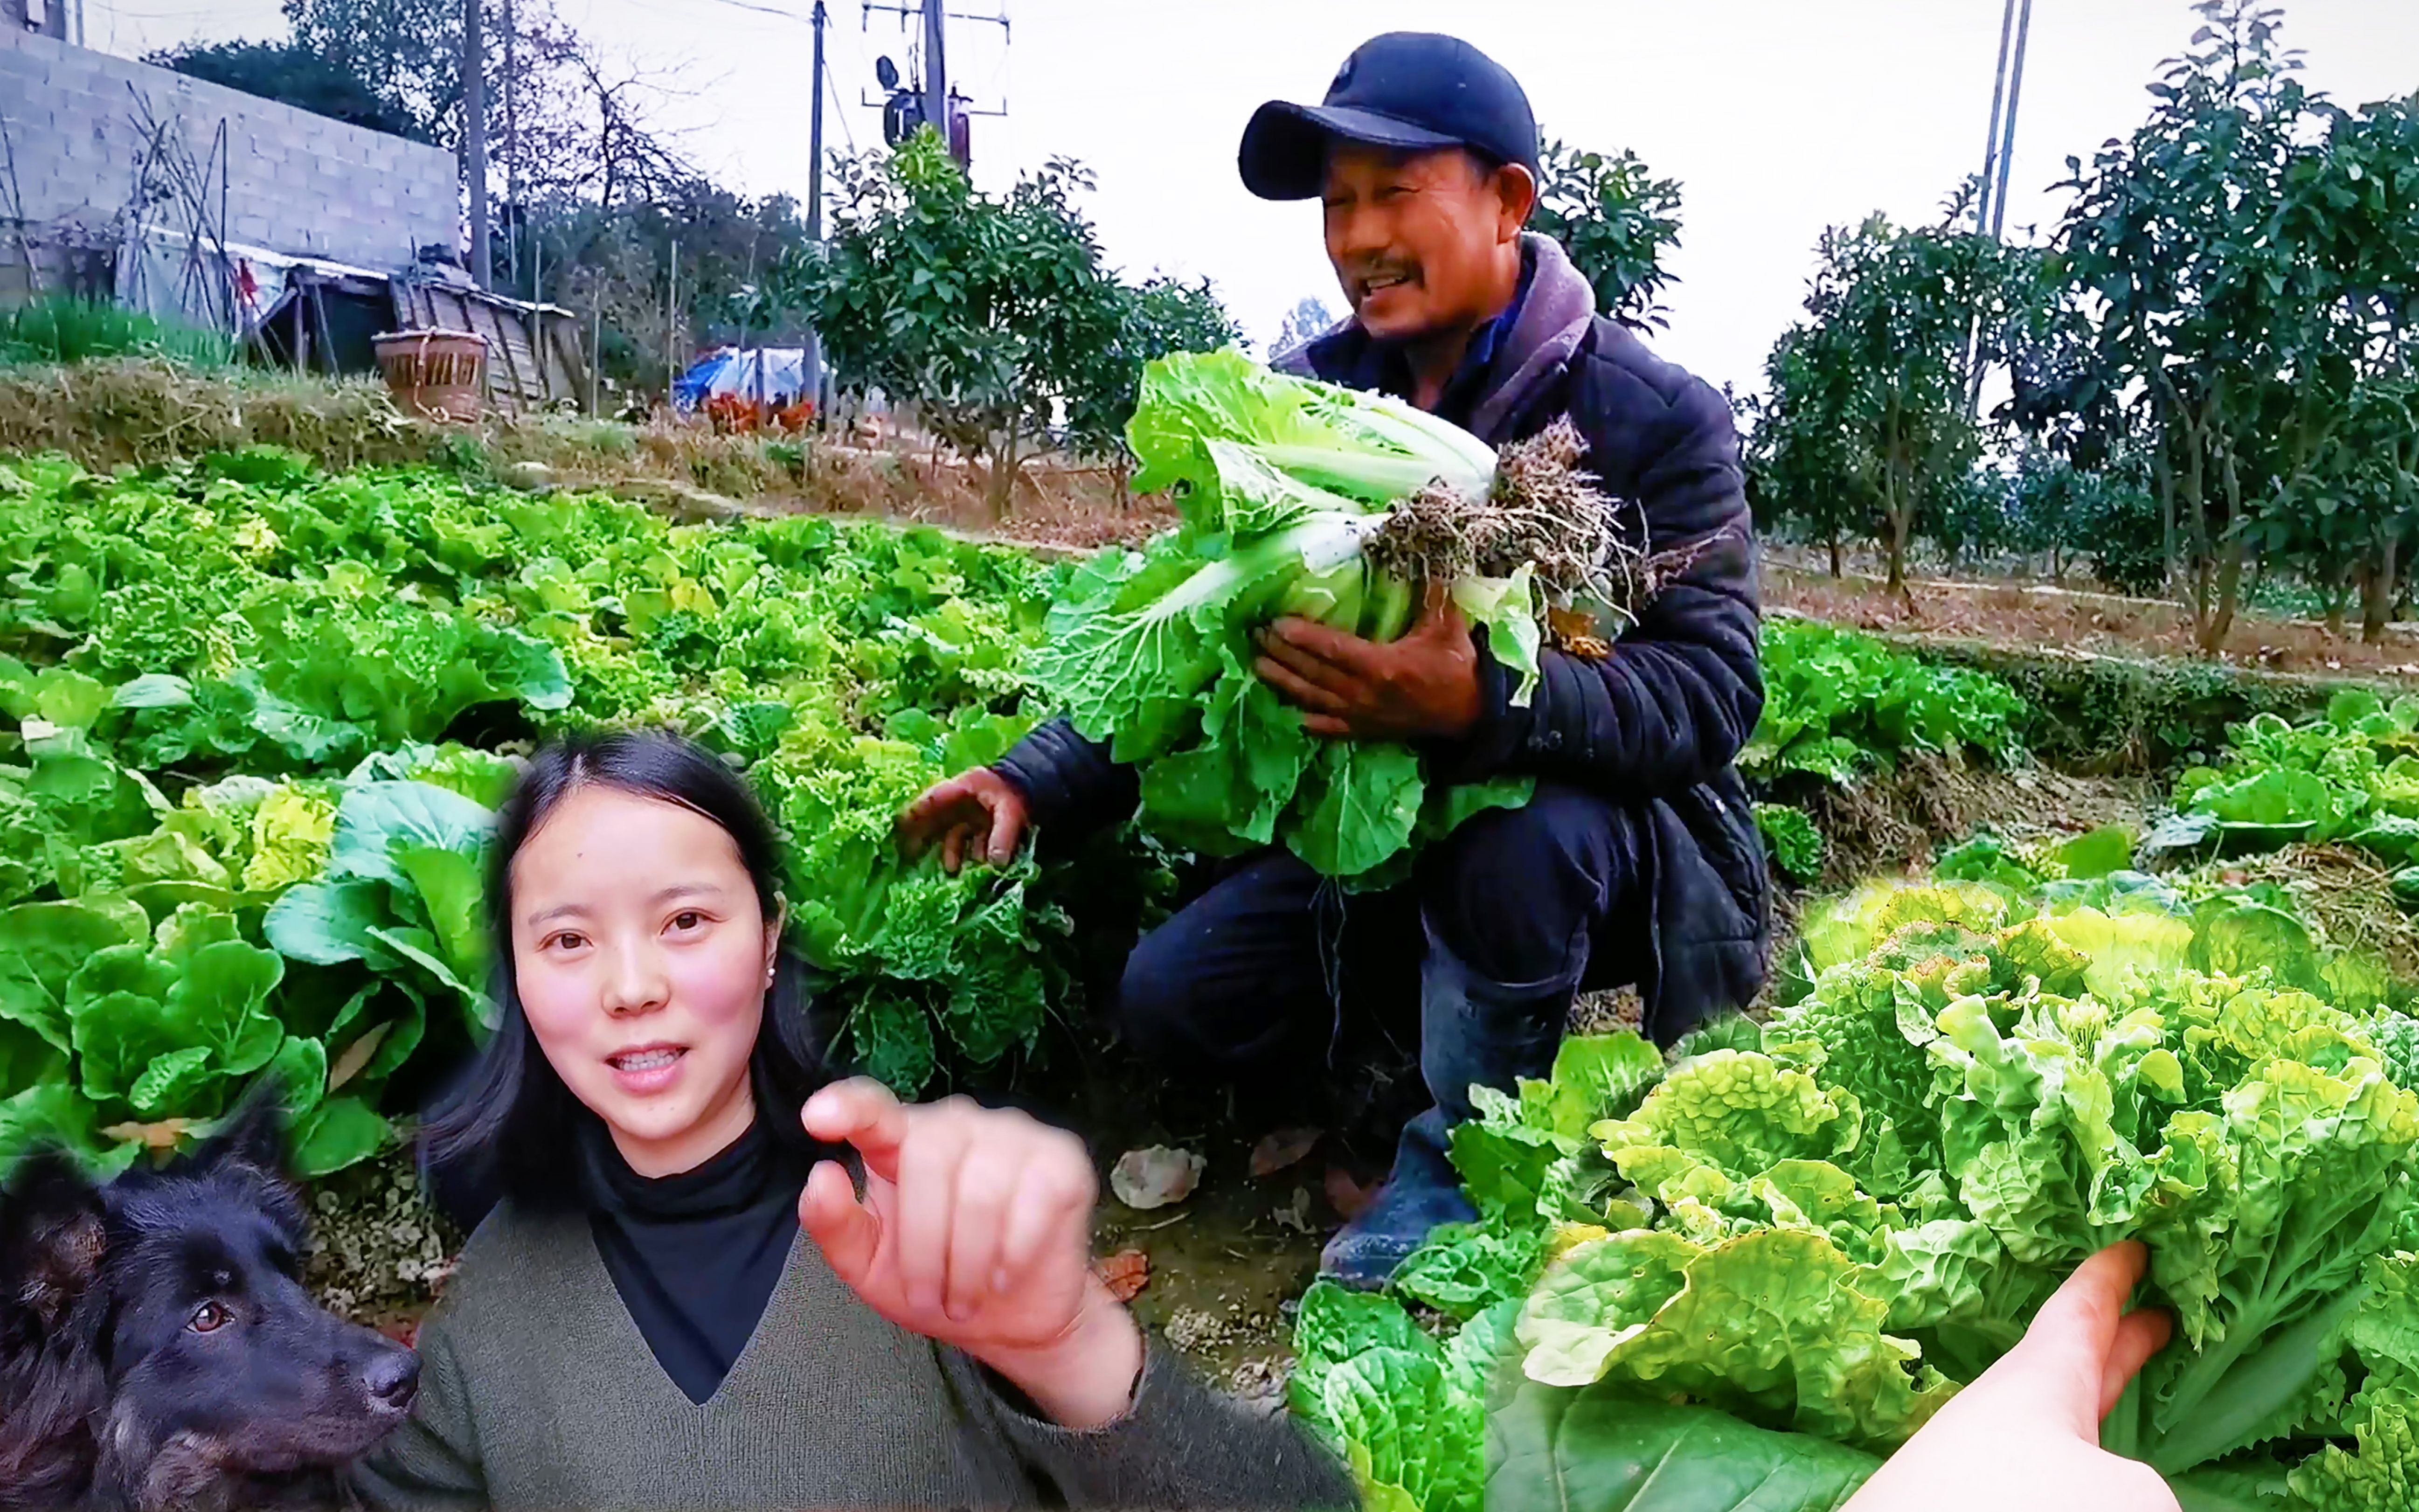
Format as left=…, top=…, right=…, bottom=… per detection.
left=1276, top=233, right=1599, bottom=444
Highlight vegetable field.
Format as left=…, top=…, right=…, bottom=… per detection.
left=0, top=444, right=1150, bottom=1175
left=7, top=433, right=2419, bottom=1511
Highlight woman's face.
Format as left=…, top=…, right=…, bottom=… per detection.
left=508, top=783, right=779, bottom=1178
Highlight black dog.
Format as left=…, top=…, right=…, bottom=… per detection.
left=0, top=1096, right=418, bottom=1512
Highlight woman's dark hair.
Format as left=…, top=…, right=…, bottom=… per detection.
left=420, top=728, right=835, bottom=1214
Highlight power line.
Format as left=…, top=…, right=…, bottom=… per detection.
left=825, top=49, right=858, bottom=153
left=680, top=0, right=814, bottom=23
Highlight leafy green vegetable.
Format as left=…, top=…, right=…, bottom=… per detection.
left=1744, top=619, right=2026, bottom=785
left=1290, top=1281, right=1510, bottom=1512
left=1029, top=350, right=1555, bottom=885
left=265, top=780, right=494, bottom=1034
left=68, top=902, right=287, bottom=1117
left=1289, top=1036, right=1658, bottom=1512
left=1299, top=867, right=2419, bottom=1512
left=2152, top=696, right=2419, bottom=883
left=1486, top=1378, right=1878, bottom=1512
left=1756, top=802, right=1825, bottom=883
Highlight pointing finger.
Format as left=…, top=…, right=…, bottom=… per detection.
left=802, top=1079, right=911, bottom=1183
left=894, top=1103, right=972, bottom=1317
left=944, top=1146, right=1018, bottom=1321
left=996, top=1140, right=1092, bottom=1285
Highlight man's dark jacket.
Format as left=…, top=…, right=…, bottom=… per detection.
left=994, top=234, right=1770, bottom=1040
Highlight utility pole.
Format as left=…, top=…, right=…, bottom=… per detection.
left=1965, top=0, right=2034, bottom=418
left=922, top=0, right=947, bottom=153
left=464, top=0, right=491, bottom=288
left=805, top=0, right=828, bottom=408
left=505, top=0, right=518, bottom=237
left=1975, top=0, right=2018, bottom=234
left=1988, top=0, right=2035, bottom=242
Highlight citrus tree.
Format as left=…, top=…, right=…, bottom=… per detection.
left=1530, top=137, right=1685, bottom=332
left=805, top=130, right=1132, bottom=516
left=1748, top=201, right=2026, bottom=593
left=2050, top=1, right=2415, bottom=649
left=1064, top=275, right=1245, bottom=488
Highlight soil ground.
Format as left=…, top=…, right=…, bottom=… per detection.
left=1765, top=553, right=2419, bottom=683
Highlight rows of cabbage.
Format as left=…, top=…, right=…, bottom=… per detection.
left=2149, top=690, right=2419, bottom=903
left=1290, top=862, right=2419, bottom=1512
left=1746, top=617, right=2031, bottom=885
left=0, top=447, right=1169, bottom=1178
left=1, top=443, right=2036, bottom=1179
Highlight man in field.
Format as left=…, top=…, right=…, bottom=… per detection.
left=899, top=33, right=1767, bottom=1287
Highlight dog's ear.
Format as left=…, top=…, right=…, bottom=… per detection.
left=0, top=1149, right=108, bottom=1330
left=193, top=1081, right=291, bottom=1178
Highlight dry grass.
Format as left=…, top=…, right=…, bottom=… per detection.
left=0, top=358, right=1171, bottom=542
left=2232, top=844, right=2419, bottom=982
left=1797, top=756, right=2154, bottom=888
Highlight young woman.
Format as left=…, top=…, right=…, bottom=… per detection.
left=353, top=729, right=1355, bottom=1511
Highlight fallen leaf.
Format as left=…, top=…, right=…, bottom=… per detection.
left=1324, top=1165, right=1380, bottom=1222
left=1248, top=1126, right=1322, bottom=1178
left=1111, top=1145, right=1206, bottom=1210
left=1272, top=1186, right=1316, bottom=1234
left=1093, top=1248, right=1150, bottom=1302
left=327, top=1021, right=394, bottom=1093
left=101, top=1118, right=192, bottom=1150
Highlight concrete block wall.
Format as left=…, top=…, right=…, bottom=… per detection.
left=0, top=28, right=456, bottom=271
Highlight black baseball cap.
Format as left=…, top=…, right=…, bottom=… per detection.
left=1238, top=33, right=1540, bottom=202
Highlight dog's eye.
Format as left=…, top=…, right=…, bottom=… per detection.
left=188, top=1301, right=230, bottom=1334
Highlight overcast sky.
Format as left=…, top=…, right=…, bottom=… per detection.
left=83, top=0, right=2419, bottom=395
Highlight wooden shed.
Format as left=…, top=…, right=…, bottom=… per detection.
left=254, top=264, right=588, bottom=413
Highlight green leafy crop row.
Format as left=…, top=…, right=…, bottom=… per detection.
left=1746, top=618, right=2027, bottom=786
left=2150, top=692, right=2419, bottom=903
left=1741, top=619, right=2031, bottom=888
left=0, top=448, right=1165, bottom=1173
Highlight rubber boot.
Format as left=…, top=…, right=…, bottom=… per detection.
left=1318, top=928, right=1578, bottom=1288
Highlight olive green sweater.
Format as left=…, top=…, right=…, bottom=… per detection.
left=352, top=1203, right=1357, bottom=1512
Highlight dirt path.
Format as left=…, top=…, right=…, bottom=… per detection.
left=1766, top=558, right=2419, bottom=682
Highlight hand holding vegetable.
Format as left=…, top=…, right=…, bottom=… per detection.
left=1253, top=582, right=1484, bottom=741
left=896, top=767, right=1030, bottom=875
left=1841, top=1242, right=2178, bottom=1512
left=799, top=1079, right=1144, bottom=1430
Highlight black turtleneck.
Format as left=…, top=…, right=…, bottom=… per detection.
left=575, top=1113, right=812, bottom=1405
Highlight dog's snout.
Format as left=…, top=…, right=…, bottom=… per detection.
left=362, top=1346, right=420, bottom=1410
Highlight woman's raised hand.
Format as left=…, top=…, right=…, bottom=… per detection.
left=799, top=1078, right=1143, bottom=1429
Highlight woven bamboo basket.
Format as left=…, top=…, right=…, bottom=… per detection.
left=374, top=329, right=489, bottom=420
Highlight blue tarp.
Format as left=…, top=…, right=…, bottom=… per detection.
left=673, top=347, right=811, bottom=411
